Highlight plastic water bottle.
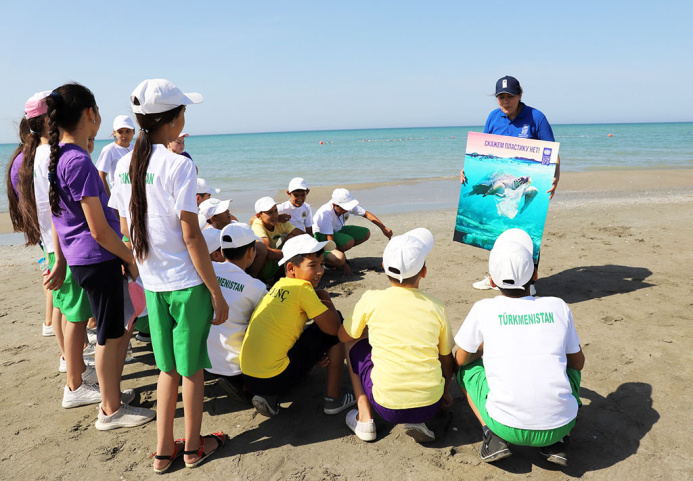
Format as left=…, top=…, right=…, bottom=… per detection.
left=38, top=257, right=50, bottom=275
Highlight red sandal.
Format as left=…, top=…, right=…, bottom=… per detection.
left=184, top=432, right=227, bottom=468
left=152, top=438, right=185, bottom=474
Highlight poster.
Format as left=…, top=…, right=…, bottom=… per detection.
left=453, top=132, right=560, bottom=261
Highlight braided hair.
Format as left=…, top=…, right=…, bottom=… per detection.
left=44, top=83, right=96, bottom=216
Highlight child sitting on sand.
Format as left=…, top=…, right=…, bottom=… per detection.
left=312, top=188, right=393, bottom=273
left=95, top=115, right=135, bottom=197
left=196, top=178, right=220, bottom=206
left=251, top=196, right=305, bottom=281
left=239, top=234, right=356, bottom=418
left=338, top=228, right=455, bottom=443
left=279, top=178, right=348, bottom=273
left=201, top=225, right=267, bottom=403
left=199, top=198, right=238, bottom=230
left=454, top=228, right=585, bottom=467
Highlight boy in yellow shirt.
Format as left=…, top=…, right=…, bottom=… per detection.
left=240, top=234, right=356, bottom=417
left=338, top=228, right=455, bottom=443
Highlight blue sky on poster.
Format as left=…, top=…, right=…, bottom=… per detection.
left=0, top=0, right=690, bottom=143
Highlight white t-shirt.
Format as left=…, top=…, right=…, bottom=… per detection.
left=109, top=144, right=202, bottom=292
left=454, top=295, right=581, bottom=430
left=96, top=142, right=132, bottom=187
left=33, top=145, right=55, bottom=253
left=206, top=261, right=267, bottom=376
left=278, top=200, right=313, bottom=232
left=312, top=202, right=366, bottom=235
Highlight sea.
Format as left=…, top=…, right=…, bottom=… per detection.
left=2, top=122, right=692, bottom=216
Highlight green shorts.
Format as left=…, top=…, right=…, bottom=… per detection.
left=457, top=358, right=581, bottom=447
left=145, top=284, right=213, bottom=377
left=135, top=315, right=149, bottom=334
left=48, top=252, right=93, bottom=323
left=315, top=225, right=370, bottom=249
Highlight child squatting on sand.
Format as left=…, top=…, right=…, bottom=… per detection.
left=239, top=234, right=356, bottom=418
left=454, top=228, right=585, bottom=466
left=338, top=228, right=455, bottom=443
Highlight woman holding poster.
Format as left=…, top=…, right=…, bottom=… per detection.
left=461, top=75, right=561, bottom=293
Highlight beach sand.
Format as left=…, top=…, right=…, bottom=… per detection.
left=1, top=169, right=692, bottom=480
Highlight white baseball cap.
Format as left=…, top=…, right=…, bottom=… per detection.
left=197, top=178, right=220, bottom=195
left=488, top=240, right=534, bottom=290
left=130, top=79, right=203, bottom=115
left=382, top=228, right=434, bottom=283
left=199, top=198, right=232, bottom=220
left=331, top=188, right=359, bottom=210
left=255, top=196, right=278, bottom=214
left=198, top=213, right=208, bottom=230
left=279, top=234, right=336, bottom=266
left=494, top=228, right=534, bottom=257
left=220, top=222, right=256, bottom=249
left=178, top=132, right=189, bottom=138
left=112, top=115, right=135, bottom=131
left=201, top=228, right=222, bottom=254
left=288, top=177, right=309, bottom=193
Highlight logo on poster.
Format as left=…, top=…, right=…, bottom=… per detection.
left=541, top=148, right=552, bottom=165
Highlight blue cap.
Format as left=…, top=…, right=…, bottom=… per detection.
left=495, top=76, right=522, bottom=96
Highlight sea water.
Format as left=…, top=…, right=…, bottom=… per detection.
left=1, top=122, right=691, bottom=213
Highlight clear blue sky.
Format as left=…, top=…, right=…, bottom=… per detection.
left=1, top=0, right=690, bottom=143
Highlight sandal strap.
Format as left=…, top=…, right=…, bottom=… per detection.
left=183, top=436, right=204, bottom=456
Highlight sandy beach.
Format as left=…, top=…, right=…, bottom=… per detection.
left=1, top=169, right=692, bottom=480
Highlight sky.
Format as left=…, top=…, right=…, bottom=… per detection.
left=0, top=0, right=690, bottom=143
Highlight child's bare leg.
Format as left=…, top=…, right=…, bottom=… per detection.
left=248, top=241, right=268, bottom=278
left=344, top=338, right=373, bottom=422
left=115, top=324, right=136, bottom=385
left=44, top=285, right=53, bottom=327
left=337, top=238, right=355, bottom=253
left=459, top=385, right=485, bottom=427
left=325, top=250, right=346, bottom=268
left=325, top=343, right=344, bottom=399
left=64, top=320, right=87, bottom=390
left=53, top=308, right=65, bottom=355
left=96, top=333, right=128, bottom=414
left=353, top=230, right=371, bottom=247
left=182, top=369, right=219, bottom=463
left=154, top=369, right=181, bottom=471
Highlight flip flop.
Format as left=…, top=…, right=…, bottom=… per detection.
left=152, top=438, right=185, bottom=474
left=184, top=432, right=227, bottom=469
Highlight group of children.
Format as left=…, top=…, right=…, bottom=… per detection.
left=5, top=79, right=585, bottom=473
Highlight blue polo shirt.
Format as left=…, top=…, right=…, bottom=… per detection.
left=484, top=103, right=555, bottom=141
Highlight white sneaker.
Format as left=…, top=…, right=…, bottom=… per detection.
left=62, top=382, right=101, bottom=409
left=83, top=343, right=96, bottom=358
left=530, top=284, right=537, bottom=296
left=121, top=388, right=136, bottom=405
left=472, top=276, right=499, bottom=291
left=82, top=366, right=98, bottom=384
left=42, top=323, right=55, bottom=337
left=86, top=327, right=97, bottom=345
left=58, top=355, right=67, bottom=373
left=346, top=409, right=376, bottom=442
left=404, top=423, right=435, bottom=443
left=95, top=403, right=156, bottom=431
left=125, top=342, right=134, bottom=363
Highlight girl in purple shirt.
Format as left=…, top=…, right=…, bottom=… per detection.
left=45, top=83, right=155, bottom=430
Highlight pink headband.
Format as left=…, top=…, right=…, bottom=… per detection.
left=24, top=90, right=52, bottom=119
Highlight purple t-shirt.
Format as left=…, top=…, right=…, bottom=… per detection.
left=51, top=143, right=121, bottom=266
left=10, top=151, right=23, bottom=198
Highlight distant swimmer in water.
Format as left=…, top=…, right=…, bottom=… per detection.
left=465, top=171, right=538, bottom=219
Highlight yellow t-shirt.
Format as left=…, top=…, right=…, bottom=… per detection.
left=239, top=277, right=328, bottom=378
left=343, top=286, right=453, bottom=409
left=251, top=218, right=295, bottom=249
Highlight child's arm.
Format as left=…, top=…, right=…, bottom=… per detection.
left=44, top=220, right=66, bottom=290
left=312, top=289, right=340, bottom=335
left=566, top=348, right=585, bottom=371
left=181, top=210, right=229, bottom=325
left=439, top=353, right=455, bottom=408
left=305, top=225, right=313, bottom=236
left=364, top=210, right=393, bottom=239
left=455, top=342, right=484, bottom=367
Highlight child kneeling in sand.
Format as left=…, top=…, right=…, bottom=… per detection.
left=338, top=228, right=455, bottom=443
left=312, top=188, right=393, bottom=274
left=454, top=228, right=585, bottom=467
left=201, top=225, right=267, bottom=403
left=239, top=234, right=356, bottom=417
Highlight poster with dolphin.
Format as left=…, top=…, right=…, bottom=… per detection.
left=453, top=131, right=560, bottom=261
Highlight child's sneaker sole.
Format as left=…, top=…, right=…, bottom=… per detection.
left=403, top=423, right=435, bottom=443
left=252, top=395, right=279, bottom=417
